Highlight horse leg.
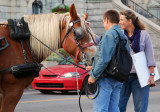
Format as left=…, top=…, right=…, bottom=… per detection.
left=0, top=88, right=24, bottom=112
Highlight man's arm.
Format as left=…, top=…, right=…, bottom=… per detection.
left=89, top=34, right=116, bottom=80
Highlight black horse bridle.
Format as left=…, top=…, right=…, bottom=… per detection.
left=61, top=18, right=96, bottom=67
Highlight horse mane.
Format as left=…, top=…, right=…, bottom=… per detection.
left=24, top=12, right=95, bottom=61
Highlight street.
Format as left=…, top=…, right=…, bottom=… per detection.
left=15, top=85, right=160, bottom=112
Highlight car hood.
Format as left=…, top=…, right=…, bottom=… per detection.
left=40, top=65, right=87, bottom=76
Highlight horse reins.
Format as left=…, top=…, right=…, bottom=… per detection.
left=0, top=20, right=100, bottom=112
left=31, top=21, right=100, bottom=112
left=30, top=34, right=86, bottom=70
left=30, top=19, right=100, bottom=112
left=0, top=19, right=96, bottom=68
left=0, top=23, right=86, bottom=70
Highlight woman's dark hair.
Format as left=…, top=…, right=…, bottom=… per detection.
left=120, top=10, right=146, bottom=30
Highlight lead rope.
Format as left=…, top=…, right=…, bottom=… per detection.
left=78, top=60, right=100, bottom=112
left=76, top=66, right=80, bottom=97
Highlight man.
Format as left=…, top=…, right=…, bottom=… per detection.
left=88, top=10, right=130, bottom=112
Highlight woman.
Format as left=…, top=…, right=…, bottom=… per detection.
left=119, top=10, right=156, bottom=112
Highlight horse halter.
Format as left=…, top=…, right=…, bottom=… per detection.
left=61, top=19, right=95, bottom=66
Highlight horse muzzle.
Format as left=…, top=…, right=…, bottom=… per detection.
left=82, top=47, right=96, bottom=66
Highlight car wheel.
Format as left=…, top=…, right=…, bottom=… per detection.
left=40, top=90, right=51, bottom=94
left=80, top=75, right=89, bottom=94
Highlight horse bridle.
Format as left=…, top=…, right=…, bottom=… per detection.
left=61, top=19, right=96, bottom=66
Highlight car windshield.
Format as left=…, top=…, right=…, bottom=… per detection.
left=44, top=48, right=81, bottom=65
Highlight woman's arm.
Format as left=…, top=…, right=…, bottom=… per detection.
left=148, top=66, right=156, bottom=87
left=143, top=31, right=156, bottom=87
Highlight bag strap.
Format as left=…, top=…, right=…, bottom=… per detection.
left=114, top=29, right=127, bottom=45
left=114, top=29, right=121, bottom=41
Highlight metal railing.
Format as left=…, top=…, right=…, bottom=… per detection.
left=128, top=0, right=160, bottom=24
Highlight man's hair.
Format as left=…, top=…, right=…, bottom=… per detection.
left=103, top=10, right=119, bottom=24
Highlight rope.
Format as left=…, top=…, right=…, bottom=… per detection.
left=79, top=81, right=100, bottom=112
left=76, top=67, right=80, bottom=97
left=30, top=34, right=86, bottom=70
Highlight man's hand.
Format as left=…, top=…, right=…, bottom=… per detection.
left=88, top=76, right=96, bottom=84
left=86, top=66, right=92, bottom=71
left=148, top=76, right=156, bottom=87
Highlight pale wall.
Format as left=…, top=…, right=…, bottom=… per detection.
left=0, top=0, right=112, bottom=36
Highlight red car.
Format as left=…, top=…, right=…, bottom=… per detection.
left=32, top=64, right=89, bottom=94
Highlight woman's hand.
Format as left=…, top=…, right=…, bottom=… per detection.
left=148, top=76, right=156, bottom=87
left=148, top=66, right=156, bottom=87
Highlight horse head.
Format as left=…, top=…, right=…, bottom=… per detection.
left=61, top=4, right=97, bottom=66
left=23, top=3, right=96, bottom=66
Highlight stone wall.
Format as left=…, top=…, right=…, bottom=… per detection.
left=0, top=0, right=32, bottom=22
left=0, top=0, right=112, bottom=36
left=86, top=0, right=113, bottom=35
left=0, top=0, right=87, bottom=22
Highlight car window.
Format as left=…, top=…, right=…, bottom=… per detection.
left=44, top=48, right=75, bottom=65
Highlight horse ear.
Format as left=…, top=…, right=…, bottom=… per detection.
left=70, top=4, right=78, bottom=21
left=85, top=13, right=88, bottom=20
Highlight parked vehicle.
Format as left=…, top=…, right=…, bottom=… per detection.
left=32, top=48, right=89, bottom=94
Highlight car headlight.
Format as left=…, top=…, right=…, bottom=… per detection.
left=61, top=72, right=80, bottom=78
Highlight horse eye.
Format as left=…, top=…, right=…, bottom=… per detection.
left=74, top=27, right=84, bottom=40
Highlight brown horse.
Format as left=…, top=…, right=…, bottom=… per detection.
left=0, top=4, right=96, bottom=112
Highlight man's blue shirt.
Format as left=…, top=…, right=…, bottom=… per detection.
left=89, top=25, right=130, bottom=80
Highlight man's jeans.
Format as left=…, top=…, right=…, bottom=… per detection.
left=119, top=73, right=150, bottom=112
left=93, top=77, right=122, bottom=112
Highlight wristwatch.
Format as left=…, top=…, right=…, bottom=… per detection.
left=150, top=73, right=155, bottom=76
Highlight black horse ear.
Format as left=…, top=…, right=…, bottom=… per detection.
left=70, top=4, right=78, bottom=21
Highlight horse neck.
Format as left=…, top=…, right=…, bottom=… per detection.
left=25, top=13, right=66, bottom=62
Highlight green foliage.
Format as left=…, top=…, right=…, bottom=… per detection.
left=52, top=5, right=69, bottom=13
left=45, top=48, right=74, bottom=64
